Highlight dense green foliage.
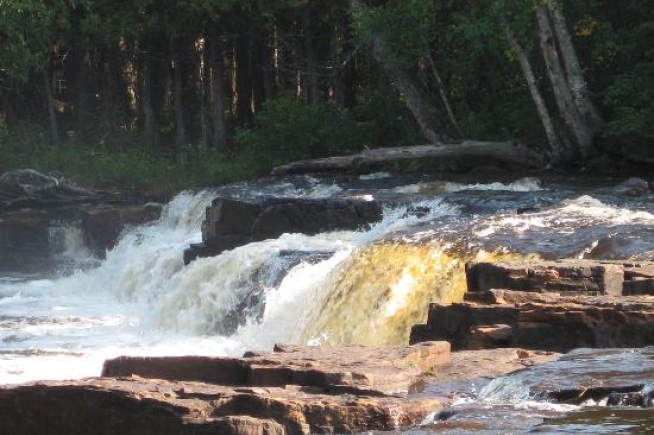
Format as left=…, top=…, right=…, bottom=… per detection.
left=0, top=0, right=653, bottom=190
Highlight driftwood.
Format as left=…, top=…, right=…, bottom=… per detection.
left=272, top=141, right=546, bottom=175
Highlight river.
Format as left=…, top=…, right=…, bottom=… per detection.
left=1, top=172, right=654, bottom=432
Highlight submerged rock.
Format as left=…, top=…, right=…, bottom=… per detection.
left=614, top=177, right=649, bottom=196
left=184, top=197, right=383, bottom=264
left=480, top=348, right=654, bottom=407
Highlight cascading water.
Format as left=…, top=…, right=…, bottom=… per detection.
left=2, top=173, right=654, bottom=406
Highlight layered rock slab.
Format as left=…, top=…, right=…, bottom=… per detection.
left=0, top=378, right=441, bottom=435
left=467, top=260, right=654, bottom=296
left=103, top=341, right=451, bottom=396
left=412, top=289, right=654, bottom=352
left=184, top=197, right=383, bottom=264
left=412, top=260, right=654, bottom=352
left=1, top=343, right=450, bottom=435
left=465, top=260, right=624, bottom=295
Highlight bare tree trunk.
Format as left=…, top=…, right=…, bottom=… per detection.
left=172, top=47, right=189, bottom=148
left=199, top=40, right=209, bottom=151
left=251, top=30, right=267, bottom=113
left=423, top=44, right=464, bottom=139
left=101, top=46, right=116, bottom=145
left=505, top=28, right=566, bottom=163
left=336, top=33, right=358, bottom=109
left=372, top=37, right=441, bottom=144
left=142, top=54, right=157, bottom=146
left=536, top=5, right=593, bottom=158
left=209, top=33, right=228, bottom=150
left=235, top=32, right=253, bottom=125
left=303, top=3, right=320, bottom=104
left=349, top=0, right=441, bottom=144
left=547, top=0, right=604, bottom=132
left=42, top=69, right=59, bottom=146
left=74, top=48, right=91, bottom=139
left=262, top=27, right=278, bottom=101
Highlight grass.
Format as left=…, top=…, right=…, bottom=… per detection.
left=0, top=140, right=267, bottom=195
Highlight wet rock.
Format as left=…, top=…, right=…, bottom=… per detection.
left=184, top=197, right=382, bottom=264
left=614, top=177, right=649, bottom=196
left=623, top=263, right=654, bottom=295
left=413, top=289, right=654, bottom=352
left=480, top=348, right=654, bottom=407
left=0, top=215, right=51, bottom=272
left=466, top=260, right=624, bottom=296
left=517, top=206, right=540, bottom=214
left=1, top=343, right=450, bottom=435
left=103, top=341, right=451, bottom=396
left=81, top=203, right=162, bottom=256
left=606, top=390, right=654, bottom=407
left=0, top=377, right=442, bottom=435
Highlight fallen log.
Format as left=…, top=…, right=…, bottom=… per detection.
left=272, top=141, right=546, bottom=175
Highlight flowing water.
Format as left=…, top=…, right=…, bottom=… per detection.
left=2, top=173, right=654, bottom=432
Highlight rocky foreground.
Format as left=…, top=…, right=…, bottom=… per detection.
left=0, top=343, right=450, bottom=435
left=0, top=342, right=558, bottom=435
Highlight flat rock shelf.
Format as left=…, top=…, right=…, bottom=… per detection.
left=412, top=260, right=654, bottom=351
left=0, top=342, right=452, bottom=435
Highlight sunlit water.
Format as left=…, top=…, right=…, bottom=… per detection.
left=2, top=173, right=654, bottom=432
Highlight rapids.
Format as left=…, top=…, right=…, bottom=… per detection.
left=2, top=172, right=654, bottom=432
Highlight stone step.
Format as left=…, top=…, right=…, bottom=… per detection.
left=103, top=341, right=450, bottom=397
left=411, top=289, right=654, bottom=352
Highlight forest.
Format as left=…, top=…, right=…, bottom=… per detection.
left=0, top=0, right=652, bottom=191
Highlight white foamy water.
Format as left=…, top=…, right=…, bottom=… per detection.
left=474, top=194, right=654, bottom=238
left=0, top=180, right=460, bottom=385
left=4, top=177, right=650, bottom=386
left=393, top=176, right=543, bottom=194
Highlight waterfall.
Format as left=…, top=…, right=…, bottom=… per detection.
left=5, top=174, right=654, bottom=385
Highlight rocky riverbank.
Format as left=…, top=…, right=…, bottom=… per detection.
left=0, top=169, right=163, bottom=273
left=0, top=342, right=561, bottom=435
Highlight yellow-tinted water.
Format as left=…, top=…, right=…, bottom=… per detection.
left=301, top=241, right=536, bottom=346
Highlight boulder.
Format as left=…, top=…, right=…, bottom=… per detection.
left=184, top=197, right=383, bottom=264
left=81, top=203, right=162, bottom=256
left=613, top=177, right=649, bottom=196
